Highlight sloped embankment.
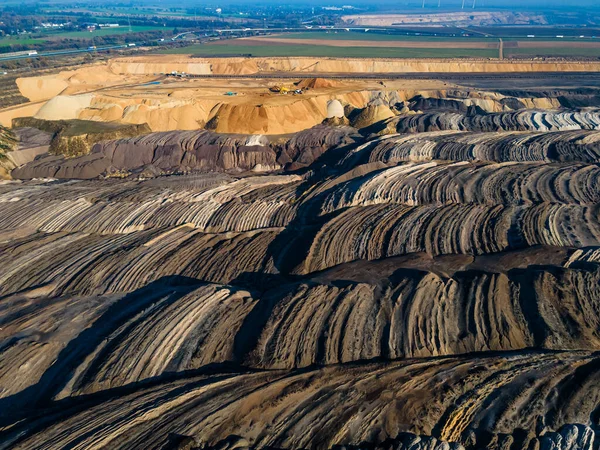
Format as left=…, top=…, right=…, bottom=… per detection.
left=11, top=117, right=152, bottom=158
left=108, top=55, right=600, bottom=75
left=2, top=108, right=600, bottom=449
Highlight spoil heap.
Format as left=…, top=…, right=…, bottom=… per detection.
left=296, top=77, right=340, bottom=89
left=2, top=84, right=600, bottom=450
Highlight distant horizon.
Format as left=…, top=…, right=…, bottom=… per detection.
left=4, top=0, right=600, bottom=11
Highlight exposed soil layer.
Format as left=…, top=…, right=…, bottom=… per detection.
left=5, top=56, right=600, bottom=136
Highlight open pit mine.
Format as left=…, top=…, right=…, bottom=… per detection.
left=2, top=55, right=600, bottom=450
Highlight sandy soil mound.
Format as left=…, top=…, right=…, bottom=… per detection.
left=209, top=96, right=336, bottom=134
left=34, top=94, right=94, bottom=121
left=16, top=74, right=70, bottom=102
left=296, top=78, right=340, bottom=89
left=15, top=65, right=127, bottom=103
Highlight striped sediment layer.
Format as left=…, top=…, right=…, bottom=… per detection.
left=2, top=106, right=600, bottom=449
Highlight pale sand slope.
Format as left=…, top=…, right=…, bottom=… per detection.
left=16, top=64, right=156, bottom=102
left=27, top=86, right=560, bottom=134
left=30, top=89, right=371, bottom=134
left=2, top=55, right=595, bottom=133
left=4, top=86, right=562, bottom=134
left=108, top=55, right=600, bottom=75
left=0, top=102, right=47, bottom=128
left=35, top=94, right=94, bottom=121
left=16, top=75, right=70, bottom=103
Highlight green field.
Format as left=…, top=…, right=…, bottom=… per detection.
left=159, top=43, right=498, bottom=58
left=46, top=26, right=173, bottom=39
left=277, top=31, right=493, bottom=42
left=277, top=31, right=593, bottom=43
left=0, top=36, right=47, bottom=47
left=43, top=6, right=197, bottom=17
left=505, top=47, right=600, bottom=57
left=471, top=26, right=600, bottom=38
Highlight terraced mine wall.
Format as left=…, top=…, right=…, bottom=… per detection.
left=10, top=110, right=600, bottom=179
left=11, top=117, right=152, bottom=158
left=109, top=56, right=600, bottom=75
left=11, top=125, right=359, bottom=178
left=10, top=84, right=598, bottom=135
left=4, top=99, right=600, bottom=448
left=0, top=125, right=17, bottom=178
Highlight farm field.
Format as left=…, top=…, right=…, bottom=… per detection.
left=281, top=31, right=597, bottom=42
left=45, top=26, right=173, bottom=39
left=0, top=26, right=173, bottom=49
left=237, top=36, right=498, bottom=49
left=42, top=6, right=196, bottom=17
left=505, top=47, right=600, bottom=57
left=359, top=25, right=600, bottom=38
left=470, top=26, right=600, bottom=37
left=204, top=31, right=600, bottom=59
left=276, top=32, right=493, bottom=42
left=159, top=43, right=498, bottom=58
left=0, top=37, right=47, bottom=48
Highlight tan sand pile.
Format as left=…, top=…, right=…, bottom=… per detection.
left=297, top=78, right=340, bottom=89
left=520, top=97, right=562, bottom=109
left=75, top=95, right=214, bottom=131
left=19, top=78, right=378, bottom=133
left=35, top=95, right=94, bottom=121
left=16, top=64, right=152, bottom=102
left=326, top=100, right=345, bottom=119
left=66, top=65, right=127, bottom=85
left=17, top=74, right=70, bottom=102
left=120, top=102, right=211, bottom=130
left=210, top=97, right=333, bottom=134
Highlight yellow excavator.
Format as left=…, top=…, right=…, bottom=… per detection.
left=269, top=85, right=291, bottom=94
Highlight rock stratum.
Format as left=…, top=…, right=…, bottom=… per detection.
left=6, top=55, right=600, bottom=136
left=2, top=89, right=600, bottom=450
left=0, top=125, right=17, bottom=178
